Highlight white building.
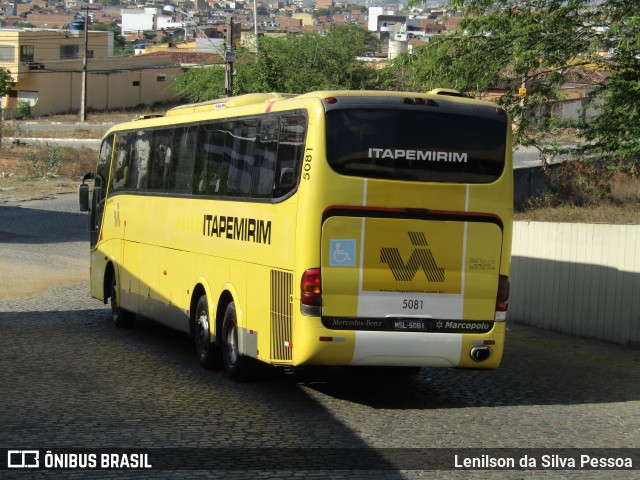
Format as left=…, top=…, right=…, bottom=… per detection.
left=121, top=8, right=173, bottom=35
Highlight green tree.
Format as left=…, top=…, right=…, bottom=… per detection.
left=314, top=7, right=341, bottom=18
left=236, top=26, right=380, bottom=93
left=173, top=66, right=226, bottom=102
left=580, top=0, right=640, bottom=161
left=0, top=67, right=15, bottom=146
left=91, top=22, right=126, bottom=48
left=386, top=0, right=639, bottom=162
left=174, top=26, right=381, bottom=101
left=385, top=0, right=599, bottom=155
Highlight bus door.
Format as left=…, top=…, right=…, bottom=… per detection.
left=86, top=134, right=114, bottom=249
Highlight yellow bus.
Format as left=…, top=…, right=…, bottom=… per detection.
left=79, top=90, right=513, bottom=381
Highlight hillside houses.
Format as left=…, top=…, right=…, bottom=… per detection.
left=0, top=0, right=466, bottom=116
left=0, top=0, right=462, bottom=60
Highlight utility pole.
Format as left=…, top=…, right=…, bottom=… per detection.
left=224, top=16, right=234, bottom=97
left=80, top=7, right=89, bottom=122
left=253, top=0, right=258, bottom=57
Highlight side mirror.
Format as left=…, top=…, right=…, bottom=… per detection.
left=79, top=183, right=89, bottom=212
left=79, top=173, right=95, bottom=212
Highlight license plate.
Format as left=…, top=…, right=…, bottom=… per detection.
left=392, top=319, right=427, bottom=331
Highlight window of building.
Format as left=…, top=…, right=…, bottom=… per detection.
left=60, top=45, right=80, bottom=59
left=0, top=45, right=15, bottom=62
left=133, top=81, right=140, bottom=87
left=20, top=45, right=34, bottom=63
left=157, top=75, right=166, bottom=82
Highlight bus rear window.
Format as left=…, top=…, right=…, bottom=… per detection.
left=326, top=109, right=507, bottom=183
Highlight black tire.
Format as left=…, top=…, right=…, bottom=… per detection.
left=221, top=302, right=258, bottom=382
left=110, top=275, right=135, bottom=328
left=194, top=295, right=223, bottom=370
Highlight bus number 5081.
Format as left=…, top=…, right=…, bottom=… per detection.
left=402, top=299, right=423, bottom=310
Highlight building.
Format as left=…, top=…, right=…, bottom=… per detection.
left=0, top=29, right=183, bottom=117
left=121, top=8, right=172, bottom=35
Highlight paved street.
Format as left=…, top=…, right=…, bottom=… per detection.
left=1, top=194, right=639, bottom=479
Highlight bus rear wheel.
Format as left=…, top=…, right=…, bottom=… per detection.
left=194, top=295, right=223, bottom=370
left=222, top=302, right=257, bottom=382
left=110, top=275, right=135, bottom=328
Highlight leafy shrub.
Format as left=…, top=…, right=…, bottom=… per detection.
left=46, top=145, right=62, bottom=173
left=19, top=145, right=69, bottom=178
left=541, top=159, right=613, bottom=208
left=16, top=100, right=32, bottom=120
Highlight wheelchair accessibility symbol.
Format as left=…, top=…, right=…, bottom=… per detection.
left=330, top=239, right=356, bottom=267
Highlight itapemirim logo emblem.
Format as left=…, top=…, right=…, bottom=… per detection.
left=380, top=232, right=445, bottom=282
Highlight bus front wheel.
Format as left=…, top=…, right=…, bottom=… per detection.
left=194, top=295, right=223, bottom=370
left=110, top=276, right=135, bottom=328
left=222, top=302, right=257, bottom=382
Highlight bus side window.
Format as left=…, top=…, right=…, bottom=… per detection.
left=168, top=126, right=197, bottom=194
left=149, top=128, right=174, bottom=191
left=128, top=130, right=152, bottom=191
left=225, top=120, right=256, bottom=197
left=97, top=135, right=112, bottom=187
left=112, top=133, right=131, bottom=192
left=195, top=123, right=225, bottom=196
left=252, top=118, right=278, bottom=198
left=274, top=114, right=306, bottom=198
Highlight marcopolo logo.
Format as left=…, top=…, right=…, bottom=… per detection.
left=380, top=232, right=445, bottom=282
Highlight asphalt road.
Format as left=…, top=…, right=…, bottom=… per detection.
left=1, top=194, right=639, bottom=479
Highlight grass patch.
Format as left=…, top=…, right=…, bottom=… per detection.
left=2, top=124, right=110, bottom=140
left=2, top=103, right=179, bottom=140
left=0, top=144, right=96, bottom=201
left=0, top=144, right=94, bottom=181
left=26, top=102, right=179, bottom=124
left=516, top=162, right=640, bottom=224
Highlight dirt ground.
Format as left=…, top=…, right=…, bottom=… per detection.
left=0, top=143, right=90, bottom=204
left=0, top=242, right=87, bottom=301
left=0, top=183, right=88, bottom=302
left=0, top=174, right=78, bottom=204
left=0, top=154, right=85, bottom=304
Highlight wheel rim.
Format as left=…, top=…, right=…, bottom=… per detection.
left=226, top=323, right=238, bottom=366
left=110, top=281, right=118, bottom=319
left=196, top=310, right=209, bottom=356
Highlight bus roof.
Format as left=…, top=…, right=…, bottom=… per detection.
left=104, top=89, right=501, bottom=138
left=165, top=93, right=296, bottom=116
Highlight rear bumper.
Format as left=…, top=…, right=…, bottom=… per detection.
left=292, top=318, right=505, bottom=368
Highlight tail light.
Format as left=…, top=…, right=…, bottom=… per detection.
left=496, top=275, right=509, bottom=312
left=301, top=268, right=321, bottom=316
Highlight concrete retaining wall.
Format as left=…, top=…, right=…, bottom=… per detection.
left=510, top=221, right=640, bottom=346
